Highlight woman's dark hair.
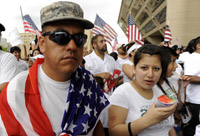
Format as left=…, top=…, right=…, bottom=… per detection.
left=193, top=36, right=200, bottom=51
left=109, top=52, right=118, bottom=61
left=185, top=38, right=195, bottom=53
left=157, top=46, right=178, bottom=95
left=125, top=42, right=135, bottom=57
left=10, top=46, right=21, bottom=53
left=32, top=48, right=42, bottom=56
left=134, top=44, right=165, bottom=81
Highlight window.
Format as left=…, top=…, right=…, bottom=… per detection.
left=143, top=20, right=156, bottom=33
left=147, top=0, right=165, bottom=12
left=155, top=7, right=166, bottom=24
left=137, top=11, right=149, bottom=25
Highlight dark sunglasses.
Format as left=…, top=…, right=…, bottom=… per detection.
left=42, top=30, right=87, bottom=47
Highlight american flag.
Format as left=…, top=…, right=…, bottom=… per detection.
left=164, top=25, right=172, bottom=46
left=112, top=37, right=118, bottom=51
left=23, top=14, right=41, bottom=36
left=0, top=58, right=110, bottom=136
left=126, top=14, right=144, bottom=45
left=91, top=14, right=118, bottom=45
left=61, top=66, right=110, bottom=135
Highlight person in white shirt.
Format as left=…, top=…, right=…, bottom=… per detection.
left=122, top=42, right=141, bottom=83
left=116, top=43, right=129, bottom=70
left=182, top=36, right=200, bottom=136
left=109, top=44, right=176, bottom=136
left=0, top=2, right=109, bottom=136
left=84, top=34, right=122, bottom=93
left=178, top=38, right=195, bottom=68
left=0, top=23, right=19, bottom=92
left=10, top=46, right=28, bottom=72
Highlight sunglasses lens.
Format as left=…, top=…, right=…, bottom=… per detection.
left=49, top=32, right=70, bottom=45
left=45, top=31, right=87, bottom=46
left=74, top=34, right=87, bottom=46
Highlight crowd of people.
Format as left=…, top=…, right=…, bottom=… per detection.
left=0, top=1, right=200, bottom=136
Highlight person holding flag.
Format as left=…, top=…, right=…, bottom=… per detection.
left=84, top=34, right=122, bottom=94
left=0, top=1, right=109, bottom=136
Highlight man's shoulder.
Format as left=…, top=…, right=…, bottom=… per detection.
left=105, top=53, right=116, bottom=62
left=19, top=59, right=28, bottom=65
left=0, top=51, right=15, bottom=59
left=84, top=52, right=94, bottom=60
left=0, top=51, right=18, bottom=65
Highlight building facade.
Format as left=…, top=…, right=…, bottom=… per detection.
left=118, top=0, right=200, bottom=46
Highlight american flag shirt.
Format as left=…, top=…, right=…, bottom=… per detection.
left=0, top=58, right=110, bottom=136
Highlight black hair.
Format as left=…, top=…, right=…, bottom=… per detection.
left=125, top=42, right=135, bottom=57
left=109, top=52, right=118, bottom=61
left=171, top=45, right=178, bottom=52
left=193, top=36, right=200, bottom=51
left=10, top=46, right=21, bottom=53
left=0, top=23, right=5, bottom=31
left=32, top=48, right=42, bottom=56
left=91, top=34, right=104, bottom=49
left=82, top=58, right=86, bottom=64
left=134, top=44, right=165, bottom=83
left=157, top=46, right=178, bottom=95
left=94, top=76, right=104, bottom=90
left=185, top=38, right=195, bottom=53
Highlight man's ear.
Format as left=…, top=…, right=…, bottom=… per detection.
left=38, top=36, right=45, bottom=54
left=92, top=43, right=96, bottom=49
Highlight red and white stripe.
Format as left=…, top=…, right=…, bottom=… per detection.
left=0, top=59, right=54, bottom=136
left=127, top=25, right=143, bottom=43
left=23, top=20, right=41, bottom=36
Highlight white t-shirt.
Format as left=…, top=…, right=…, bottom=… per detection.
left=117, top=56, right=129, bottom=70
left=38, top=65, right=70, bottom=135
left=168, top=64, right=183, bottom=93
left=122, top=59, right=134, bottom=83
left=109, top=82, right=174, bottom=136
left=168, top=64, right=184, bottom=102
left=0, top=50, right=19, bottom=84
left=184, top=52, right=200, bottom=104
left=178, top=52, right=191, bottom=64
left=195, top=124, right=200, bottom=136
left=158, top=81, right=178, bottom=102
left=18, top=59, right=28, bottom=72
left=84, top=51, right=121, bottom=75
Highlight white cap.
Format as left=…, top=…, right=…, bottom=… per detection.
left=30, top=54, right=44, bottom=61
left=127, top=43, right=142, bottom=54
left=116, top=43, right=123, bottom=50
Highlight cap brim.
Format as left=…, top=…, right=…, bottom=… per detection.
left=43, top=17, right=94, bottom=29
left=0, top=23, right=5, bottom=31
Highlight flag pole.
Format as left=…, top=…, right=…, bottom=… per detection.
left=20, top=6, right=25, bottom=32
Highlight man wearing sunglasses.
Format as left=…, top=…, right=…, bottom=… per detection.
left=0, top=1, right=109, bottom=136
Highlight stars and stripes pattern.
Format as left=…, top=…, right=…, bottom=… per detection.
left=0, top=58, right=109, bottom=136
left=23, top=14, right=41, bottom=36
left=112, top=37, right=118, bottom=51
left=164, top=25, right=172, bottom=47
left=91, top=14, right=118, bottom=45
left=61, top=66, right=110, bottom=135
left=126, top=14, right=144, bottom=45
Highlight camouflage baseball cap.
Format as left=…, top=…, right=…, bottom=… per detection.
left=0, top=23, right=5, bottom=31
left=40, top=1, right=94, bottom=29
